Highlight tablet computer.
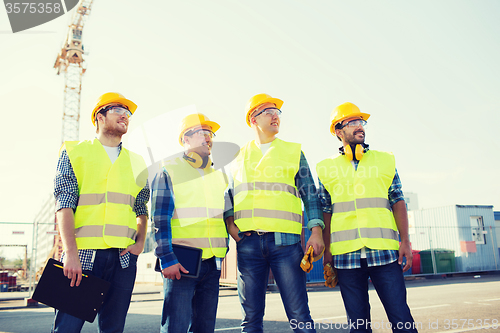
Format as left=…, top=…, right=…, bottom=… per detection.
left=155, top=244, right=203, bottom=278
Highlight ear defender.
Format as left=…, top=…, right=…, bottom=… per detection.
left=184, top=152, right=212, bottom=169
left=354, top=144, right=365, bottom=161
left=343, top=144, right=367, bottom=161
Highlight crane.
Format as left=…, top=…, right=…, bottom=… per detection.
left=50, top=0, right=94, bottom=261
left=54, top=0, right=94, bottom=142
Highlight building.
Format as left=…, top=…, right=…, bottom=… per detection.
left=403, top=192, right=419, bottom=211
left=495, top=211, right=500, bottom=259
left=409, top=205, right=498, bottom=274
left=32, top=195, right=58, bottom=277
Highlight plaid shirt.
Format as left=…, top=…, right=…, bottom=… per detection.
left=150, top=170, right=177, bottom=270
left=151, top=164, right=226, bottom=270
left=54, top=143, right=150, bottom=270
left=318, top=149, right=403, bottom=269
left=224, top=150, right=324, bottom=246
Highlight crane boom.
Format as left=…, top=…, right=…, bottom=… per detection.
left=54, top=0, right=94, bottom=143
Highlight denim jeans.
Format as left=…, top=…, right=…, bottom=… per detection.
left=161, top=257, right=221, bottom=333
left=337, top=259, right=417, bottom=333
left=237, top=233, right=315, bottom=333
left=52, top=248, right=138, bottom=333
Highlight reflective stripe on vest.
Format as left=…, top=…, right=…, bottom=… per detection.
left=234, top=182, right=300, bottom=198
left=332, top=198, right=391, bottom=213
left=172, top=237, right=228, bottom=249
left=65, top=139, right=148, bottom=249
left=78, top=192, right=135, bottom=209
left=317, top=150, right=399, bottom=255
left=163, top=157, right=228, bottom=259
left=231, top=139, right=303, bottom=234
left=330, top=227, right=399, bottom=243
left=173, top=207, right=224, bottom=220
left=75, top=225, right=137, bottom=240
left=235, top=209, right=302, bottom=223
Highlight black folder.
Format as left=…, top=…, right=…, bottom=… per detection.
left=155, top=244, right=203, bottom=278
left=32, top=258, right=110, bottom=323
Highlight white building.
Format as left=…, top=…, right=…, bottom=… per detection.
left=403, top=192, right=419, bottom=211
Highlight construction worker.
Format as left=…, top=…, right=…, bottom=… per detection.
left=317, top=102, right=417, bottom=333
left=225, top=94, right=324, bottom=333
left=52, top=92, right=149, bottom=332
left=151, top=114, right=229, bottom=333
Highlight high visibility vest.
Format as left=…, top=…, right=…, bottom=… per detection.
left=316, top=150, right=399, bottom=255
left=163, top=157, right=228, bottom=259
left=231, top=138, right=303, bottom=234
left=65, top=139, right=148, bottom=249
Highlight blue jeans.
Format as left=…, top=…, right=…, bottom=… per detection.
left=337, top=259, right=417, bottom=333
left=237, top=233, right=315, bottom=333
left=52, top=248, right=138, bottom=333
left=161, top=257, right=221, bottom=333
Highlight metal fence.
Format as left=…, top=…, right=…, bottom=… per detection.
left=0, top=221, right=36, bottom=292
left=2, top=222, right=498, bottom=289
left=303, top=225, right=500, bottom=284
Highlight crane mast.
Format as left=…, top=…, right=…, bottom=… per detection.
left=49, top=0, right=94, bottom=262
left=54, top=0, right=94, bottom=143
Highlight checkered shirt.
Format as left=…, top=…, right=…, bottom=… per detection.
left=54, top=143, right=150, bottom=270
left=318, top=149, right=403, bottom=269
left=224, top=151, right=324, bottom=246
left=151, top=166, right=225, bottom=270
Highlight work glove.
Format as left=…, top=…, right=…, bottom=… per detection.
left=323, top=263, right=338, bottom=288
left=300, top=246, right=324, bottom=273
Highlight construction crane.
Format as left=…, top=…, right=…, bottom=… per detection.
left=50, top=0, right=94, bottom=261
left=54, top=0, right=94, bottom=142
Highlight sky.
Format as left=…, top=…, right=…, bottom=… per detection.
left=1, top=0, right=499, bottom=259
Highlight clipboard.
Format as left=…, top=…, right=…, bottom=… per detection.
left=32, top=258, right=111, bottom=323
left=155, top=244, right=203, bottom=278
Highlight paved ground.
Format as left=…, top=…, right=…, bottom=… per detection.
left=0, top=282, right=161, bottom=310
left=1, top=272, right=499, bottom=333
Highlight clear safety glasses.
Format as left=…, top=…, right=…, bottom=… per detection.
left=106, top=106, right=132, bottom=118
left=186, top=129, right=216, bottom=139
left=340, top=119, right=367, bottom=129
left=253, top=107, right=282, bottom=118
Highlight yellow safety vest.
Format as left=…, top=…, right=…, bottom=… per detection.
left=317, top=150, right=399, bottom=255
left=163, top=157, right=228, bottom=259
left=232, top=138, right=303, bottom=234
left=65, top=139, right=148, bottom=249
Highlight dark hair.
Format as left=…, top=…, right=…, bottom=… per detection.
left=95, top=110, right=108, bottom=133
left=334, top=122, right=344, bottom=141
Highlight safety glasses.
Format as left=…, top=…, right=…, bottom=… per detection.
left=253, top=107, right=282, bottom=118
left=340, top=119, right=367, bottom=129
left=186, top=129, right=215, bottom=139
left=106, top=106, right=132, bottom=118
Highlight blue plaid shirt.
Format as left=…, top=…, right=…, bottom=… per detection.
left=54, top=142, right=150, bottom=270
left=150, top=164, right=227, bottom=270
left=224, top=150, right=324, bottom=246
left=150, top=170, right=178, bottom=270
left=318, top=150, right=403, bottom=269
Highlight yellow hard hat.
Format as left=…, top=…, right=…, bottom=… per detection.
left=178, top=113, right=220, bottom=146
left=329, top=102, right=370, bottom=135
left=245, top=93, right=283, bottom=127
left=91, top=92, right=137, bottom=126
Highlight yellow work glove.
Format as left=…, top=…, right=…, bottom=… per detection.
left=300, top=246, right=325, bottom=273
left=300, top=246, right=314, bottom=273
left=323, top=263, right=338, bottom=288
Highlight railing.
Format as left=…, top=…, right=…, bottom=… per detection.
left=303, top=225, right=499, bottom=283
